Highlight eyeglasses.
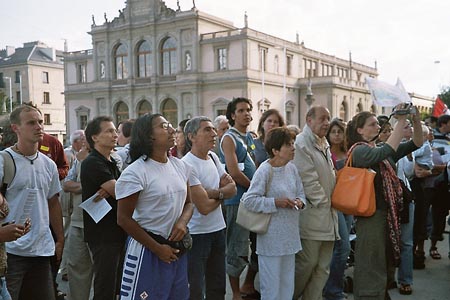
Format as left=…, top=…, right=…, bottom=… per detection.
left=154, top=122, right=173, bottom=130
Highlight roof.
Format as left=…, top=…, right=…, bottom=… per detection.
left=0, top=45, right=63, bottom=67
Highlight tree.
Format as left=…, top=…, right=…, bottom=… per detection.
left=439, top=85, right=450, bottom=107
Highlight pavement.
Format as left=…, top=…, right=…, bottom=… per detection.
left=346, top=234, right=450, bottom=300
left=57, top=223, right=450, bottom=300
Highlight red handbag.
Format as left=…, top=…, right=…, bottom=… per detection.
left=332, top=149, right=376, bottom=217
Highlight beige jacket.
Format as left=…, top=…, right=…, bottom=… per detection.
left=293, top=125, right=339, bottom=241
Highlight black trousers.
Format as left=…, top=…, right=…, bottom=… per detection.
left=88, top=241, right=125, bottom=300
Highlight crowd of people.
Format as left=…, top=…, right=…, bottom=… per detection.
left=0, top=100, right=449, bottom=300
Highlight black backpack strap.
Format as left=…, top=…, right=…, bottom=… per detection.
left=1, top=150, right=16, bottom=196
left=208, top=153, right=217, bottom=167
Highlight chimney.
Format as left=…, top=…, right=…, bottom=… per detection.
left=5, top=46, right=15, bottom=56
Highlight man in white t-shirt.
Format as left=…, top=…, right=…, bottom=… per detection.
left=1, top=104, right=63, bottom=300
left=182, top=116, right=236, bottom=300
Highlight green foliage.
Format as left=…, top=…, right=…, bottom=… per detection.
left=439, top=85, right=450, bottom=107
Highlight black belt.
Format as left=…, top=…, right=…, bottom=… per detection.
left=145, top=230, right=193, bottom=257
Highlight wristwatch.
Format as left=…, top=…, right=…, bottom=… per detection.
left=218, top=189, right=224, bottom=201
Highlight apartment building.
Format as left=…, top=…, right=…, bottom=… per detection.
left=0, top=41, right=66, bottom=141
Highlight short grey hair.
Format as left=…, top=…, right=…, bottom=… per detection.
left=421, top=124, right=429, bottom=135
left=213, top=115, right=228, bottom=128
left=70, top=129, right=85, bottom=144
left=184, top=116, right=211, bottom=152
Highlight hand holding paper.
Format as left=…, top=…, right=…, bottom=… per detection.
left=79, top=193, right=112, bottom=223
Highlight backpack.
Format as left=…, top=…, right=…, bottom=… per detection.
left=0, top=150, right=16, bottom=196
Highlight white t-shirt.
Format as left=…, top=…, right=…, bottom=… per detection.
left=1, top=148, right=61, bottom=257
left=182, top=151, right=226, bottom=234
left=115, top=156, right=190, bottom=239
left=116, top=144, right=130, bottom=170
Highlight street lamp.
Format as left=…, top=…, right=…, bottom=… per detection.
left=19, top=74, right=23, bottom=105
left=261, top=47, right=265, bottom=107
left=4, top=77, right=12, bottom=113
left=282, top=46, right=287, bottom=121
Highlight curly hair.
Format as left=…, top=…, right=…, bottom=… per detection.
left=225, top=97, right=253, bottom=127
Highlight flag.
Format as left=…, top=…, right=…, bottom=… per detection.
left=365, top=78, right=411, bottom=106
left=432, top=97, right=450, bottom=117
left=395, top=78, right=412, bottom=103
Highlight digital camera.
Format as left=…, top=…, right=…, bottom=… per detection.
left=393, top=103, right=417, bottom=115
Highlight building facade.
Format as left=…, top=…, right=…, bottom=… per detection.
left=0, top=41, right=66, bottom=141
left=65, top=0, right=384, bottom=133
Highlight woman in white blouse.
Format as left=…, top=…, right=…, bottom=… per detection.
left=241, top=127, right=306, bottom=300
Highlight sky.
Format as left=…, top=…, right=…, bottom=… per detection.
left=1, top=0, right=449, bottom=98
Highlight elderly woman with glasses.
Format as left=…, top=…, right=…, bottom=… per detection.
left=116, top=113, right=194, bottom=300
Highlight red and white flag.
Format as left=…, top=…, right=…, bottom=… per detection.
left=432, top=96, right=450, bottom=117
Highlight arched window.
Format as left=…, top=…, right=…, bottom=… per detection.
left=114, top=44, right=128, bottom=79
left=161, top=98, right=178, bottom=125
left=115, top=101, right=129, bottom=124
left=136, top=41, right=152, bottom=78
left=137, top=100, right=152, bottom=117
left=161, top=37, right=177, bottom=75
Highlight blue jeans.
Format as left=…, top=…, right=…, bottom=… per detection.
left=397, top=203, right=414, bottom=285
left=6, top=254, right=55, bottom=300
left=188, top=229, right=226, bottom=300
left=0, top=277, right=11, bottom=300
left=323, top=212, right=351, bottom=300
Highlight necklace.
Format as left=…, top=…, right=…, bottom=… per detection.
left=13, top=144, right=39, bottom=165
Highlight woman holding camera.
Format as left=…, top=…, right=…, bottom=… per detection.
left=345, top=105, right=422, bottom=300
left=116, top=114, right=193, bottom=300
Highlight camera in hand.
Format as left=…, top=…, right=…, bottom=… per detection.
left=393, top=103, right=417, bottom=115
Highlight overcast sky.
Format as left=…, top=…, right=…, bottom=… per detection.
left=1, top=0, right=448, bottom=97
